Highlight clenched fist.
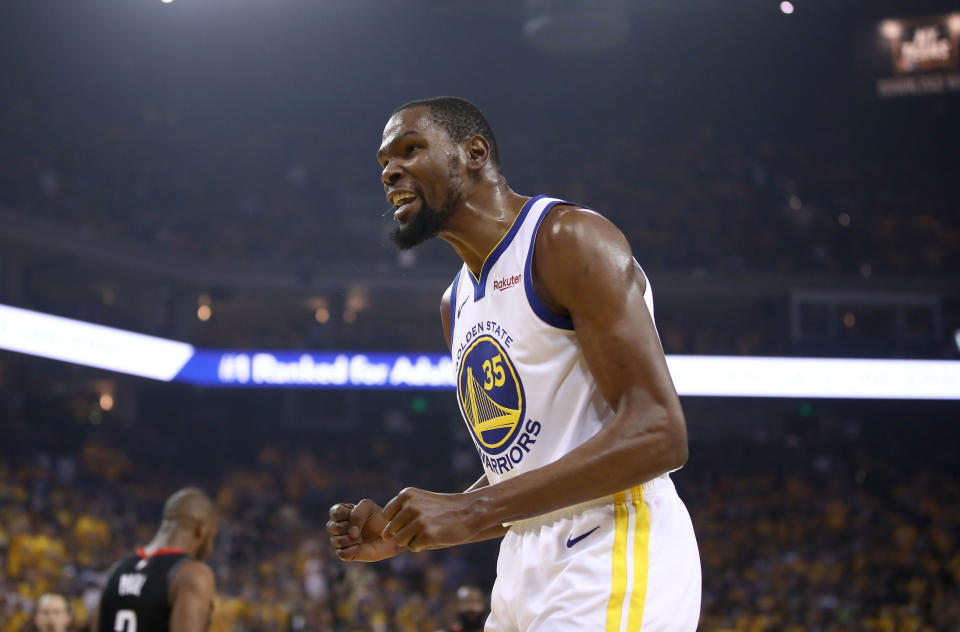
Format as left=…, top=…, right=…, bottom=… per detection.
left=326, top=499, right=401, bottom=562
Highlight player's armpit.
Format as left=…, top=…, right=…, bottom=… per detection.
left=169, top=561, right=216, bottom=632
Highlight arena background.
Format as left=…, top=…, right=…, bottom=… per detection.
left=1, top=0, right=958, bottom=630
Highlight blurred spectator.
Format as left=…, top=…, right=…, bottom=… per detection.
left=31, top=593, right=73, bottom=632
left=438, top=585, right=487, bottom=632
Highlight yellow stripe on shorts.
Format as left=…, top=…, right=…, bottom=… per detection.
left=627, top=486, right=652, bottom=630
left=605, top=491, right=629, bottom=632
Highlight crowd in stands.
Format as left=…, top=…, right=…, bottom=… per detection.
left=686, top=415, right=960, bottom=632
left=1, top=384, right=957, bottom=631
left=3, top=96, right=957, bottom=360
left=0, top=412, right=493, bottom=632
left=2, top=99, right=957, bottom=279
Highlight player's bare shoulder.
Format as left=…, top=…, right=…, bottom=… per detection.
left=169, top=559, right=215, bottom=601
left=532, top=203, right=642, bottom=313
left=535, top=204, right=634, bottom=264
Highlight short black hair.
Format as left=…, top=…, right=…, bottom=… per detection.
left=393, top=96, right=501, bottom=170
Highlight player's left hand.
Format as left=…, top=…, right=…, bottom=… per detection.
left=380, top=487, right=483, bottom=552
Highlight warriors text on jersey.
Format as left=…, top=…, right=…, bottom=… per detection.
left=98, top=548, right=191, bottom=632
left=448, top=195, right=663, bottom=487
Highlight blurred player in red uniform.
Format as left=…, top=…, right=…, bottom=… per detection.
left=91, top=488, right=218, bottom=632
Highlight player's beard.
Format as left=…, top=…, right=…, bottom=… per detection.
left=390, top=160, right=463, bottom=250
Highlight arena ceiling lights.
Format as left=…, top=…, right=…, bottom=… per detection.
left=1, top=303, right=958, bottom=399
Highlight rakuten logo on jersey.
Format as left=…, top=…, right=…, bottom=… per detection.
left=493, top=274, right=521, bottom=292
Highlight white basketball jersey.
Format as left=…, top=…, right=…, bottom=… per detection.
left=448, top=195, right=659, bottom=487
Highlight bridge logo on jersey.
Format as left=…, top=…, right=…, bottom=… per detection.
left=457, top=335, right=525, bottom=455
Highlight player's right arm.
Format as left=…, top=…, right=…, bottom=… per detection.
left=168, top=561, right=216, bottom=632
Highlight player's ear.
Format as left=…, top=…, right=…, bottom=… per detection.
left=464, top=135, right=490, bottom=170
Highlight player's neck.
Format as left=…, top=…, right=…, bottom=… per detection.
left=440, top=184, right=529, bottom=278
left=144, top=525, right=194, bottom=557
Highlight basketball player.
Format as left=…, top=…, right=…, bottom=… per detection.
left=91, top=488, right=218, bottom=632
left=33, top=593, right=73, bottom=632
left=327, top=97, right=701, bottom=630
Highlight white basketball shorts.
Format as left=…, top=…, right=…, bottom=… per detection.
left=485, top=475, right=701, bottom=631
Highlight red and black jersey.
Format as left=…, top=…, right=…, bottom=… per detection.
left=97, top=548, right=190, bottom=632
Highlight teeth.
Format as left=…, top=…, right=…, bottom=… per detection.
left=389, top=192, right=415, bottom=207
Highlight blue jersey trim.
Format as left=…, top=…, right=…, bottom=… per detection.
left=467, top=195, right=544, bottom=301
left=524, top=199, right=575, bottom=330
left=449, top=269, right=462, bottom=342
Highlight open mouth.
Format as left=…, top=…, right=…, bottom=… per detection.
left=388, top=190, right=420, bottom=221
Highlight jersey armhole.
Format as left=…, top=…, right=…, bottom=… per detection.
left=523, top=201, right=575, bottom=330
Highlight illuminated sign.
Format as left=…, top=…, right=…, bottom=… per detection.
left=0, top=304, right=193, bottom=381
left=665, top=355, right=960, bottom=400
left=1, top=303, right=959, bottom=399
left=875, top=14, right=960, bottom=97
left=892, top=22, right=956, bottom=74
left=177, top=351, right=455, bottom=389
